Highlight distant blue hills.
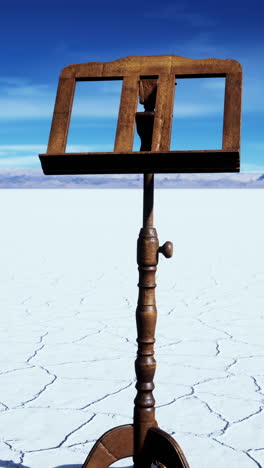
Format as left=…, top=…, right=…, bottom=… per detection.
left=0, top=169, right=264, bottom=188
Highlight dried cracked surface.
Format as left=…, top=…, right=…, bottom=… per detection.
left=0, top=189, right=264, bottom=468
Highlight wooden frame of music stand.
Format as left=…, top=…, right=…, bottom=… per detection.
left=39, top=55, right=242, bottom=468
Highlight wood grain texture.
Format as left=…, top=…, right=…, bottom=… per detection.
left=114, top=75, right=139, bottom=152
left=42, top=54, right=242, bottom=173
left=60, top=55, right=241, bottom=79
left=223, top=72, right=242, bottom=150
left=81, top=424, right=133, bottom=468
left=151, top=74, right=175, bottom=151
left=134, top=226, right=159, bottom=467
left=47, top=78, right=76, bottom=153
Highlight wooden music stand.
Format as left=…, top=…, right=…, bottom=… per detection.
left=39, top=55, right=242, bottom=468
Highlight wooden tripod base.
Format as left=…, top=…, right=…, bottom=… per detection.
left=82, top=424, right=189, bottom=468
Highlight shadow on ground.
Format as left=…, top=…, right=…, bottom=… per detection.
left=0, top=463, right=83, bottom=468
left=0, top=461, right=32, bottom=468
left=53, top=465, right=82, bottom=468
left=54, top=464, right=133, bottom=468
left=52, top=465, right=133, bottom=468
left=0, top=461, right=133, bottom=468
left=54, top=465, right=133, bottom=468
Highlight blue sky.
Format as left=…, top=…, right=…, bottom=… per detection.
left=0, top=0, right=263, bottom=171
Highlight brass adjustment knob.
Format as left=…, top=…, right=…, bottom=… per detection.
left=158, top=241, right=173, bottom=258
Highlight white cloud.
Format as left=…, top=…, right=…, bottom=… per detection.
left=1, top=61, right=264, bottom=122
left=5, top=84, right=50, bottom=97
left=0, top=77, right=29, bottom=86
left=0, top=145, right=47, bottom=166
left=144, top=3, right=216, bottom=27
left=0, top=144, right=47, bottom=153
left=0, top=92, right=121, bottom=120
left=0, top=95, right=120, bottom=120
left=243, top=142, right=264, bottom=152
left=0, top=144, right=114, bottom=168
left=71, top=97, right=121, bottom=118
left=173, top=103, right=223, bottom=117
left=0, top=156, right=40, bottom=168
left=202, top=79, right=225, bottom=90
left=0, top=78, right=55, bottom=120
left=0, top=77, right=51, bottom=95
left=0, top=97, right=53, bottom=120
left=66, top=144, right=113, bottom=152
left=169, top=32, right=223, bottom=58
left=0, top=145, right=45, bottom=168
left=242, top=163, right=264, bottom=172
left=0, top=144, right=112, bottom=155
left=0, top=77, right=122, bottom=120
left=0, top=72, right=225, bottom=121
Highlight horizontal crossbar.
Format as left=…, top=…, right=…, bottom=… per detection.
left=39, top=150, right=239, bottom=174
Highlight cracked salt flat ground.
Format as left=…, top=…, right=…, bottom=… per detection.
left=0, top=189, right=264, bottom=468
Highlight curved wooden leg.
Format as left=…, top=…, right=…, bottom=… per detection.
left=82, top=424, right=133, bottom=468
left=144, top=427, right=190, bottom=468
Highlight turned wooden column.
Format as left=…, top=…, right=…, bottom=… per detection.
left=134, top=176, right=173, bottom=468
left=133, top=174, right=158, bottom=468
left=134, top=82, right=173, bottom=467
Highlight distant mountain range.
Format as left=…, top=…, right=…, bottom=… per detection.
left=1, top=169, right=264, bottom=188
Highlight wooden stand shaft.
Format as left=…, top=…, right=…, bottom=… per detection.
left=134, top=172, right=158, bottom=468
left=82, top=75, right=189, bottom=468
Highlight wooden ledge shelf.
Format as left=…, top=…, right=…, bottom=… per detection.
left=39, top=150, right=239, bottom=175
